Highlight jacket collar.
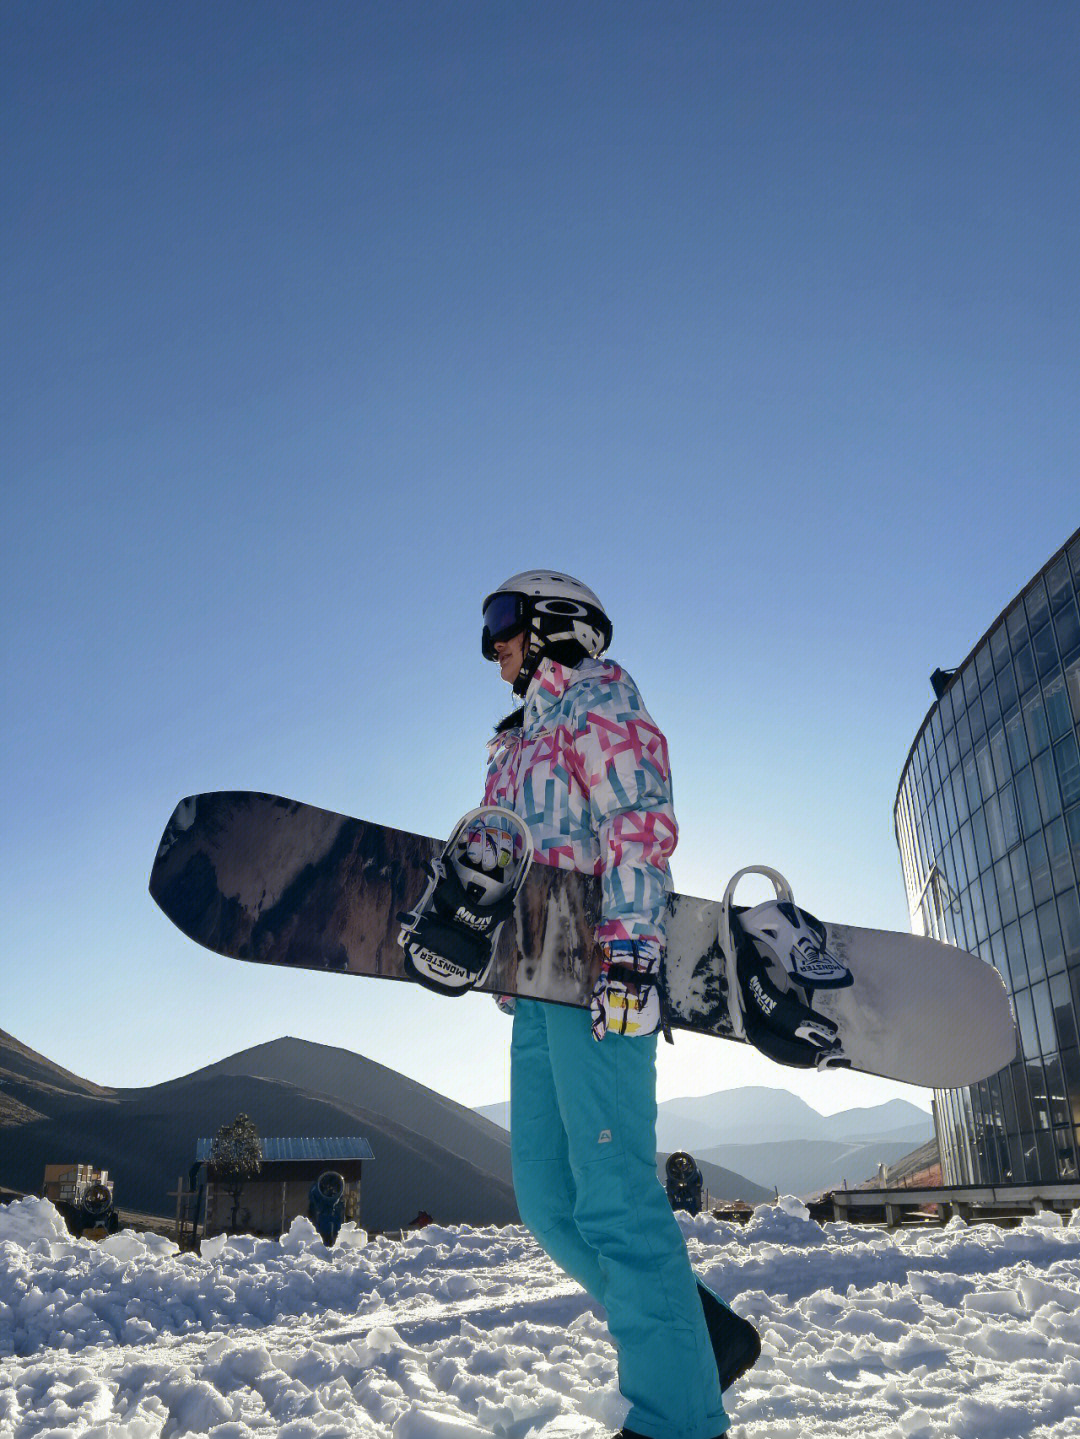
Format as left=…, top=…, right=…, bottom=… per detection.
left=485, top=661, right=572, bottom=758
left=487, top=657, right=621, bottom=757
left=524, top=657, right=579, bottom=716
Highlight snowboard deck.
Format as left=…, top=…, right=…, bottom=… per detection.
left=149, top=792, right=1016, bottom=1088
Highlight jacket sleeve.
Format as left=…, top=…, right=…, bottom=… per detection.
left=571, top=678, right=678, bottom=946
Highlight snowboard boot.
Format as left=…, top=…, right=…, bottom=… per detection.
left=612, top=1292, right=758, bottom=1439
left=698, top=1280, right=762, bottom=1390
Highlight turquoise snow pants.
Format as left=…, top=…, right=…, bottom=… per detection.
left=510, top=999, right=729, bottom=1439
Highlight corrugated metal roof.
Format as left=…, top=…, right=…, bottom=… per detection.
left=195, top=1136, right=374, bottom=1163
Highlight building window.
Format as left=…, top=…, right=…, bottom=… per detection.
left=1035, top=750, right=1063, bottom=823
left=1057, top=734, right=1080, bottom=809
left=1059, top=889, right=1080, bottom=962
left=1026, top=578, right=1051, bottom=633
left=1024, top=689, right=1051, bottom=757
left=1065, top=657, right=1080, bottom=726
left=1032, top=623, right=1059, bottom=680
left=1006, top=710, right=1029, bottom=770
left=1047, top=817, right=1074, bottom=893
left=998, top=658, right=1019, bottom=716
left=1046, top=557, right=1073, bottom=612
left=1015, top=642, right=1038, bottom=696
left=1054, top=602, right=1080, bottom=658
left=1014, top=989, right=1038, bottom=1057
left=1051, top=977, right=1079, bottom=1052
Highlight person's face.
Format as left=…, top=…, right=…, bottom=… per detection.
left=494, top=630, right=526, bottom=685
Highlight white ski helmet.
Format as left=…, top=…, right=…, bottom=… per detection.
left=482, top=571, right=612, bottom=695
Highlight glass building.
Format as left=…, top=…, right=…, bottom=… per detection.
left=894, top=529, right=1080, bottom=1186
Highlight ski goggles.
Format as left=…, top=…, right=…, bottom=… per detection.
left=481, top=591, right=527, bottom=659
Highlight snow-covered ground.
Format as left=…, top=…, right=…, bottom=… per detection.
left=1, top=1196, right=1078, bottom=1439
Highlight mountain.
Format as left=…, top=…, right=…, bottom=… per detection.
left=0, top=1030, right=517, bottom=1233
left=656, top=1088, right=933, bottom=1196
left=881, top=1137, right=941, bottom=1188
left=653, top=1087, right=933, bottom=1152
left=812, top=1099, right=937, bottom=1145
left=693, top=1139, right=932, bottom=1199
left=192, top=1037, right=512, bottom=1180
left=479, top=1085, right=933, bottom=1154
left=0, top=1027, right=111, bottom=1126
left=477, top=1085, right=935, bottom=1198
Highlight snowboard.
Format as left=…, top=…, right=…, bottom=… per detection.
left=149, top=792, right=1017, bottom=1088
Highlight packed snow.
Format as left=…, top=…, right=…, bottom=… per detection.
left=1, top=1195, right=1079, bottom=1438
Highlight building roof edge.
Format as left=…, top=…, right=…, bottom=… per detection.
left=893, top=525, right=1080, bottom=828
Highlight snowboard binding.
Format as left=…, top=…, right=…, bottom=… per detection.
left=397, top=806, right=534, bottom=998
left=720, top=866, right=853, bottom=1070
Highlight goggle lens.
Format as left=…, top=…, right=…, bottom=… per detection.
left=483, top=593, right=524, bottom=639
left=482, top=592, right=526, bottom=658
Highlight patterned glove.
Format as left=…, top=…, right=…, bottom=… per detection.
left=590, top=938, right=664, bottom=1040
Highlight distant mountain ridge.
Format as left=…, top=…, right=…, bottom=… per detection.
left=693, top=1139, right=931, bottom=1199
left=476, top=1084, right=935, bottom=1198
left=653, top=1087, right=933, bottom=1150
left=658, top=1087, right=934, bottom=1197
left=477, top=1085, right=932, bottom=1148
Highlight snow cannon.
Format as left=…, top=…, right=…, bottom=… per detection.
left=665, top=1151, right=703, bottom=1215
left=308, top=1170, right=346, bottom=1245
left=68, top=1181, right=118, bottom=1239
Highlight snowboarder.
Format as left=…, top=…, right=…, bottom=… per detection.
left=477, top=571, right=732, bottom=1439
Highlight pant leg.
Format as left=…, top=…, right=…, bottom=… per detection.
left=510, top=998, right=607, bottom=1302
left=544, top=1002, right=729, bottom=1439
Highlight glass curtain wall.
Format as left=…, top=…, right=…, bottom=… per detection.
left=895, top=530, right=1080, bottom=1186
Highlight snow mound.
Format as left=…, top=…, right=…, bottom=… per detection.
left=743, top=1194, right=828, bottom=1246
left=0, top=1195, right=74, bottom=1247
left=0, top=1204, right=1078, bottom=1436
left=100, top=1229, right=179, bottom=1260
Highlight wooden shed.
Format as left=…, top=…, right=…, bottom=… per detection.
left=194, top=1135, right=374, bottom=1238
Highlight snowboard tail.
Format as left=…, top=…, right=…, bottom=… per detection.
left=150, top=792, right=1017, bottom=1088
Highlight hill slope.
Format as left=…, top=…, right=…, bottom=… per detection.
left=195, top=1037, right=511, bottom=1177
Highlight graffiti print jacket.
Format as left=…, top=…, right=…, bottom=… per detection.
left=483, top=656, right=678, bottom=947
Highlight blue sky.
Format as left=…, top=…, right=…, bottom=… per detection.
left=3, top=2, right=1077, bottom=1120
